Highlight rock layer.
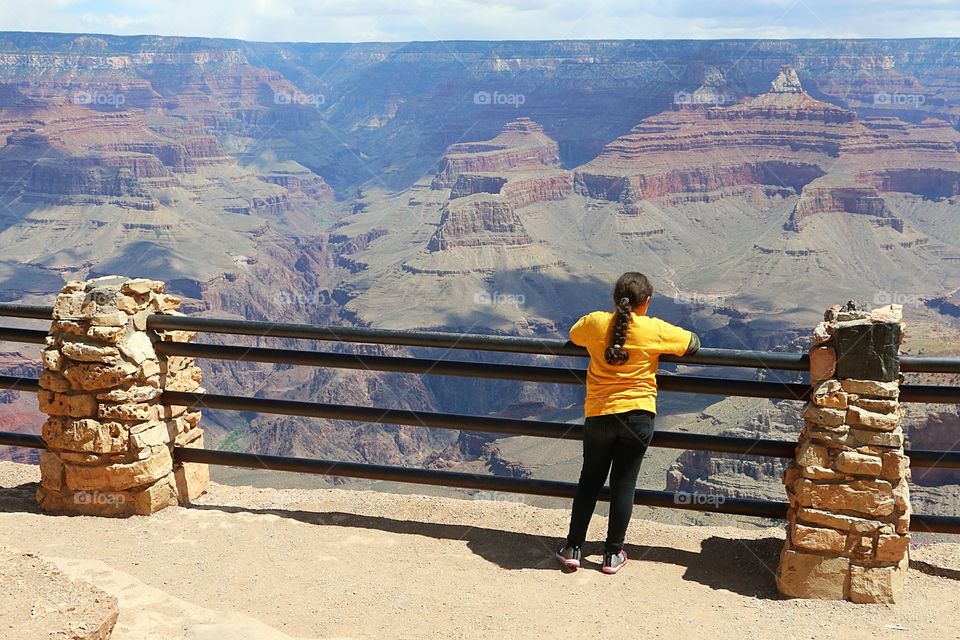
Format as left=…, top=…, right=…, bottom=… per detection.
left=573, top=65, right=960, bottom=225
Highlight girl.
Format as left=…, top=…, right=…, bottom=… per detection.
left=556, top=272, right=700, bottom=574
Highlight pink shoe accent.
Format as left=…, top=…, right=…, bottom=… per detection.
left=555, top=553, right=580, bottom=569
left=602, top=550, right=627, bottom=574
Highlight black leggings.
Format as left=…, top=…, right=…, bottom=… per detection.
left=566, top=409, right=655, bottom=554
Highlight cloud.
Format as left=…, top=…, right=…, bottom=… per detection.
left=0, top=0, right=958, bottom=42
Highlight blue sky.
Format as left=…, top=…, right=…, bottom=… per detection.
left=1, top=0, right=958, bottom=42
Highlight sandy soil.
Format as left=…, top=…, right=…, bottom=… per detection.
left=2, top=461, right=959, bottom=640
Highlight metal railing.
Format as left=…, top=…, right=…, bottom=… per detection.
left=1, top=302, right=959, bottom=533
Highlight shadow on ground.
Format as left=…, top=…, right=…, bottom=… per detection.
left=0, top=481, right=42, bottom=515
left=183, top=501, right=785, bottom=598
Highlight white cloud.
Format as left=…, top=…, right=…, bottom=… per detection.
left=0, top=0, right=958, bottom=42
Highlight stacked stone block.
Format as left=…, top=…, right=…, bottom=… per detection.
left=36, top=276, right=208, bottom=516
left=776, top=302, right=911, bottom=603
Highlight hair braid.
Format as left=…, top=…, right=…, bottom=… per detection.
left=604, top=272, right=653, bottom=366
left=604, top=296, right=632, bottom=365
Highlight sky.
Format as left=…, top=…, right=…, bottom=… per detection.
left=0, top=0, right=959, bottom=42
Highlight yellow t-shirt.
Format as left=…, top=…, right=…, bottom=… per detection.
left=570, top=311, right=693, bottom=417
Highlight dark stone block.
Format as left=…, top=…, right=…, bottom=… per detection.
left=835, top=322, right=901, bottom=382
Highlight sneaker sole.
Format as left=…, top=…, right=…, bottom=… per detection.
left=602, top=553, right=627, bottom=574
left=555, top=554, right=580, bottom=569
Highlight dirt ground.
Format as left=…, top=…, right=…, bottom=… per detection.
left=2, top=461, right=959, bottom=640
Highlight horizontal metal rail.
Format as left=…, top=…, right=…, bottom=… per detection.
left=155, top=341, right=810, bottom=397
left=161, top=391, right=799, bottom=456
left=0, top=376, right=40, bottom=393
left=0, top=327, right=47, bottom=345
left=2, top=419, right=957, bottom=469
left=157, top=342, right=960, bottom=403
left=171, top=447, right=957, bottom=533
left=141, top=315, right=960, bottom=373
left=0, top=434, right=952, bottom=532
left=146, top=315, right=814, bottom=370
left=0, top=372, right=957, bottom=468
left=157, top=391, right=959, bottom=469
left=174, top=446, right=789, bottom=518
left=898, top=385, right=960, bottom=403
left=1, top=303, right=958, bottom=373
left=0, top=304, right=52, bottom=320
left=0, top=432, right=46, bottom=449
left=902, top=356, right=960, bottom=374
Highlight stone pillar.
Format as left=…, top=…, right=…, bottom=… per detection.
left=776, top=301, right=911, bottom=603
left=36, top=276, right=209, bottom=516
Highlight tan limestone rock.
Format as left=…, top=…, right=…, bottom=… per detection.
left=89, top=311, right=128, bottom=327
left=796, top=442, right=830, bottom=467
left=847, top=405, right=901, bottom=431
left=130, top=474, right=179, bottom=515
left=42, top=417, right=125, bottom=455
left=875, top=534, right=910, bottom=563
left=38, top=369, right=70, bottom=393
left=64, top=446, right=173, bottom=492
left=800, top=465, right=848, bottom=481
left=849, top=428, right=903, bottom=449
left=95, top=384, right=161, bottom=403
left=793, top=524, right=847, bottom=553
left=61, top=341, right=122, bottom=364
left=796, top=507, right=888, bottom=533
left=86, top=324, right=126, bottom=344
left=38, top=390, right=97, bottom=418
left=117, top=331, right=155, bottom=364
left=840, top=379, right=899, bottom=399
left=871, top=304, right=903, bottom=323
left=803, top=404, right=846, bottom=427
left=850, top=397, right=898, bottom=413
left=122, top=278, right=165, bottom=295
left=795, top=478, right=895, bottom=517
left=52, top=291, right=86, bottom=320
left=809, top=346, right=837, bottom=382
left=834, top=451, right=883, bottom=476
left=880, top=452, right=911, bottom=483
left=63, top=361, right=138, bottom=391
left=38, top=450, right=65, bottom=491
left=41, top=347, right=62, bottom=371
left=849, top=564, right=903, bottom=604
left=776, top=550, right=849, bottom=599
left=98, top=402, right=157, bottom=422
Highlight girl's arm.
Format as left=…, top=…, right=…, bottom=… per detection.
left=685, top=332, right=701, bottom=355
left=569, top=314, right=591, bottom=346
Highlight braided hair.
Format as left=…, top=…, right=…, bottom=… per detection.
left=604, top=272, right=653, bottom=365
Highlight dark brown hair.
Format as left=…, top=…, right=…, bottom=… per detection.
left=604, top=272, right=654, bottom=365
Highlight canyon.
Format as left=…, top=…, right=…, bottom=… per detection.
left=0, top=33, right=958, bottom=518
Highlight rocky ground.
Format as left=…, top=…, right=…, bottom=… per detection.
left=2, top=461, right=959, bottom=640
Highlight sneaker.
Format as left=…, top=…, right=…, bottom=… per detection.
left=602, top=549, right=627, bottom=574
left=555, top=544, right=582, bottom=569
